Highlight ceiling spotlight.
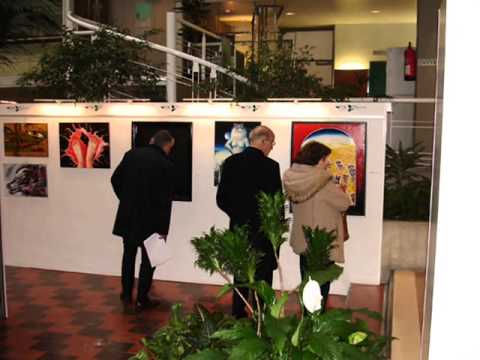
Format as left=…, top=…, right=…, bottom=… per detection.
left=285, top=12, right=295, bottom=16
left=371, top=10, right=381, bottom=14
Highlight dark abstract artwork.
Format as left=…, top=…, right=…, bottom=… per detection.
left=291, top=122, right=367, bottom=216
left=132, top=122, right=192, bottom=202
left=214, top=121, right=261, bottom=186
left=59, top=123, right=110, bottom=168
left=4, top=164, right=48, bottom=197
left=4, top=123, right=48, bottom=157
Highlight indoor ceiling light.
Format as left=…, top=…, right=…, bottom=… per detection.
left=225, top=8, right=232, bottom=14
left=285, top=12, right=295, bottom=16
left=371, top=10, right=381, bottom=14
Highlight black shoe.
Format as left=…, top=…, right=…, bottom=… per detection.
left=135, top=297, right=161, bottom=311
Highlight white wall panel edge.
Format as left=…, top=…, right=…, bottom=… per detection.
left=0, top=103, right=388, bottom=295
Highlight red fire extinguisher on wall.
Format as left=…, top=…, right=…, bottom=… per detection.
left=404, top=42, right=416, bottom=81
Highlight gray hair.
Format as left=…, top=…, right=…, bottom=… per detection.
left=249, top=125, right=274, bottom=144
left=150, top=130, right=174, bottom=147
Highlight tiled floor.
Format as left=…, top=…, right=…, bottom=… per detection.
left=0, top=266, right=383, bottom=359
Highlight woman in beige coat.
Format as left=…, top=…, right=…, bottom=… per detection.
left=283, top=141, right=351, bottom=310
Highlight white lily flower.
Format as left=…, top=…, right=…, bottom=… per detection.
left=302, top=277, right=323, bottom=313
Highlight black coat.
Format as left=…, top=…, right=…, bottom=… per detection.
left=216, top=147, right=283, bottom=270
left=111, top=145, right=174, bottom=244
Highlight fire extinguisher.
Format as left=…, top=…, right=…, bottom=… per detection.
left=404, top=42, right=416, bottom=81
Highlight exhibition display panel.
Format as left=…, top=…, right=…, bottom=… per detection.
left=0, top=102, right=389, bottom=299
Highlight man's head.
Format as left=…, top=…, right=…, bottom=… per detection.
left=249, top=126, right=276, bottom=156
left=150, top=130, right=175, bottom=155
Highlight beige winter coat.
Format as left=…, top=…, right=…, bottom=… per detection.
left=283, top=163, right=351, bottom=263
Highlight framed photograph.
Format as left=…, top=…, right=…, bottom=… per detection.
left=59, top=123, right=110, bottom=168
left=291, top=122, right=367, bottom=215
left=4, top=123, right=48, bottom=157
left=132, top=122, right=193, bottom=202
left=214, top=121, right=261, bottom=185
left=4, top=164, right=48, bottom=197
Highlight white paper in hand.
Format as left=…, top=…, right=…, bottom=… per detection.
left=144, top=233, right=172, bottom=267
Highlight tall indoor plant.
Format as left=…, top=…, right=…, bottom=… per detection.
left=18, top=29, right=165, bottom=101
left=382, top=142, right=431, bottom=276
left=132, top=192, right=389, bottom=360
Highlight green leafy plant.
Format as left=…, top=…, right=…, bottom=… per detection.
left=193, top=43, right=359, bottom=101
left=302, top=227, right=343, bottom=287
left=232, top=43, right=359, bottom=102
left=384, top=142, right=431, bottom=220
left=0, top=0, right=60, bottom=68
left=18, top=29, right=166, bottom=101
left=132, top=192, right=390, bottom=359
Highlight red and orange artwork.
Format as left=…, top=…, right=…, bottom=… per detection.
left=59, top=123, right=110, bottom=168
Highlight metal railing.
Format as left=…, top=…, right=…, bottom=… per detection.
left=66, top=11, right=248, bottom=101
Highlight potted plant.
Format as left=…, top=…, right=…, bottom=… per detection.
left=132, top=192, right=390, bottom=359
left=382, top=142, right=431, bottom=277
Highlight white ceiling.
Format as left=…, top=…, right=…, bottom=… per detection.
left=214, top=0, right=417, bottom=27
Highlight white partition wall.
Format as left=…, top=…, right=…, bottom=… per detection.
left=0, top=102, right=389, bottom=296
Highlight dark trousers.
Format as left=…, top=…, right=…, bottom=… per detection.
left=121, top=238, right=155, bottom=302
left=232, top=259, right=273, bottom=318
left=300, top=255, right=332, bottom=312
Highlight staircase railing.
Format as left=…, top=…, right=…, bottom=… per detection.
left=66, top=12, right=248, bottom=101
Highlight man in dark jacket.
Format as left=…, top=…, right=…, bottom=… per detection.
left=111, top=130, right=175, bottom=310
left=216, top=125, right=283, bottom=318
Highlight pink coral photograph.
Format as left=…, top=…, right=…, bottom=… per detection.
left=59, top=123, right=110, bottom=168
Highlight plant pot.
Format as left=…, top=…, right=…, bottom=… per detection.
left=381, top=220, right=429, bottom=282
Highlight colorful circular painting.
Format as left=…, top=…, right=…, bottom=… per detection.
left=303, top=128, right=357, bottom=205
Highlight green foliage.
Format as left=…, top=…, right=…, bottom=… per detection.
left=18, top=29, right=165, bottom=101
left=234, top=43, right=359, bottom=101
left=191, top=226, right=260, bottom=283
left=130, top=304, right=234, bottom=360
left=0, top=0, right=60, bottom=68
left=300, top=226, right=343, bottom=288
left=302, top=227, right=337, bottom=270
left=384, top=142, right=431, bottom=220
left=135, top=305, right=388, bottom=360
left=258, top=191, right=288, bottom=254
left=135, top=192, right=390, bottom=359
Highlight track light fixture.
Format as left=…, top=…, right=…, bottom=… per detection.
left=237, top=103, right=260, bottom=112
left=85, top=104, right=101, bottom=111
left=1, top=100, right=21, bottom=112
left=335, top=104, right=365, bottom=112
left=161, top=104, right=176, bottom=112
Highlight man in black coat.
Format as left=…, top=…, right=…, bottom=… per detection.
left=111, top=130, right=175, bottom=310
left=216, top=125, right=283, bottom=318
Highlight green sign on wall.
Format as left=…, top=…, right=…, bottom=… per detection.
left=135, top=2, right=152, bottom=22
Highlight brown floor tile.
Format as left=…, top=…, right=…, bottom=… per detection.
left=0, top=266, right=383, bottom=359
